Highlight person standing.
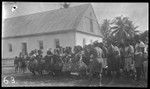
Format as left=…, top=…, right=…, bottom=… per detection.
left=134, top=41, right=145, bottom=81
left=14, top=56, right=19, bottom=73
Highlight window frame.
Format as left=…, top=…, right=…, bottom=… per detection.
left=55, top=39, right=60, bottom=48
left=22, top=42, right=27, bottom=53
left=8, top=43, right=12, bottom=52
left=39, top=40, right=44, bottom=50
left=89, top=12, right=94, bottom=32
left=90, top=19, right=93, bottom=32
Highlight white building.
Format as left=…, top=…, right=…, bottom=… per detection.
left=2, top=4, right=103, bottom=59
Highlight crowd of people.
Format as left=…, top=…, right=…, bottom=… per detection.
left=14, top=40, right=148, bottom=82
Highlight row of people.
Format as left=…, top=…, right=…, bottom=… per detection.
left=14, top=40, right=148, bottom=81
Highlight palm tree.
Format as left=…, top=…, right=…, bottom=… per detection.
left=110, top=16, right=139, bottom=47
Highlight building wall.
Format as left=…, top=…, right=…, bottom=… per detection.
left=2, top=5, right=103, bottom=59
left=76, top=4, right=102, bottom=36
left=2, top=32, right=75, bottom=59
left=75, top=5, right=102, bottom=47
left=75, top=32, right=102, bottom=47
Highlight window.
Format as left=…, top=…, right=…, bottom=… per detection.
left=39, top=41, right=43, bottom=49
left=83, top=38, right=86, bottom=46
left=90, top=19, right=93, bottom=32
left=55, top=39, right=60, bottom=48
left=90, top=12, right=93, bottom=32
left=8, top=43, right=12, bottom=52
left=22, top=42, right=27, bottom=53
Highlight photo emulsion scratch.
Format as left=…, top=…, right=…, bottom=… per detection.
left=2, top=2, right=148, bottom=87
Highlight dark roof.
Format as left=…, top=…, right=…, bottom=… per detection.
left=3, top=4, right=102, bottom=38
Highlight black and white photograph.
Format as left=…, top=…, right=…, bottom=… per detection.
left=2, top=2, right=148, bottom=87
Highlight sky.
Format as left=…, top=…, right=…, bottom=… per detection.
left=2, top=2, right=148, bottom=33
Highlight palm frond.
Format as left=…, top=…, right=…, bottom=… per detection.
left=110, top=26, right=119, bottom=30
left=110, top=28, right=120, bottom=36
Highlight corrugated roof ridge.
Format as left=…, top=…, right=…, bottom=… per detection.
left=3, top=4, right=92, bottom=38
left=4, top=3, right=91, bottom=21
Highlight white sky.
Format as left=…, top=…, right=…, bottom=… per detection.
left=2, top=2, right=148, bottom=32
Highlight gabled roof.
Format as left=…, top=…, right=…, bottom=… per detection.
left=3, top=4, right=102, bottom=38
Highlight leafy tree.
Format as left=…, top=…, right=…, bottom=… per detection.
left=101, top=19, right=110, bottom=38
left=139, top=30, right=148, bottom=43
left=100, top=19, right=112, bottom=45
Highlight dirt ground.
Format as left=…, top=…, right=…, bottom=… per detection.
left=1, top=60, right=147, bottom=87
